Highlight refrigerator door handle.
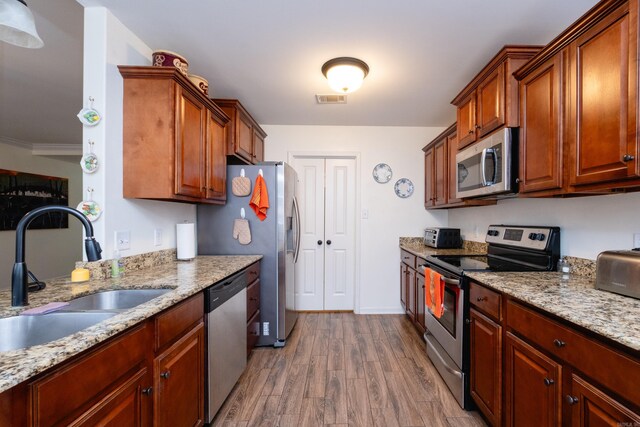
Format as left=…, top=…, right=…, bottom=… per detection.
left=292, top=196, right=301, bottom=263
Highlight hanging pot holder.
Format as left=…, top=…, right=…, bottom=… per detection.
left=233, top=209, right=251, bottom=245
left=232, top=168, right=252, bottom=197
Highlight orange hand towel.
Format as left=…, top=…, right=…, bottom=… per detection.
left=424, top=267, right=444, bottom=318
left=249, top=174, right=270, bottom=221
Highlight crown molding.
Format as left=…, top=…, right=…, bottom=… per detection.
left=0, top=136, right=82, bottom=156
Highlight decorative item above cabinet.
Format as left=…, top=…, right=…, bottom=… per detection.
left=451, top=45, right=542, bottom=151
left=212, top=99, right=267, bottom=165
left=119, top=66, right=230, bottom=204
left=514, top=0, right=640, bottom=197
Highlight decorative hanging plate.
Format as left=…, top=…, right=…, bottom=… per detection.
left=77, top=188, right=102, bottom=221
left=372, top=163, right=393, bottom=183
left=394, top=178, right=414, bottom=198
left=77, top=107, right=101, bottom=126
left=80, top=153, right=99, bottom=174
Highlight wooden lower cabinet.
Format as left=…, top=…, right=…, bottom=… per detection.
left=400, top=263, right=407, bottom=310
left=505, top=332, right=562, bottom=427
left=470, top=308, right=502, bottom=426
left=154, top=322, right=205, bottom=427
left=407, top=267, right=416, bottom=323
left=400, top=251, right=425, bottom=334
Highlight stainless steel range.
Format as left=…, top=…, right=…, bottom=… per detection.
left=422, top=225, right=560, bottom=409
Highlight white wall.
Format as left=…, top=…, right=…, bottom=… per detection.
left=82, top=8, right=196, bottom=259
left=263, top=125, right=447, bottom=314
left=448, top=192, right=640, bottom=259
left=0, top=143, right=82, bottom=289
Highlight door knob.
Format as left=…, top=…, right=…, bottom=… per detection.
left=326, top=240, right=332, bottom=245
left=317, top=240, right=323, bottom=245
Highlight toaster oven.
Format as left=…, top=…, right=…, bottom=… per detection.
left=424, top=228, right=462, bottom=249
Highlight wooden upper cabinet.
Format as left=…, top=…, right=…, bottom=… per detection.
left=424, top=146, right=435, bottom=208
left=212, top=99, right=267, bottom=165
left=119, top=66, right=230, bottom=204
left=568, top=0, right=639, bottom=187
left=452, top=46, right=541, bottom=150
left=518, top=53, right=564, bottom=194
left=434, top=139, right=448, bottom=206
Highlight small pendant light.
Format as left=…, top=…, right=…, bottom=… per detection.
left=0, top=0, right=44, bottom=49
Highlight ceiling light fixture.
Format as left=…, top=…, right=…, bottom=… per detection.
left=321, top=57, right=369, bottom=93
left=0, top=0, right=44, bottom=48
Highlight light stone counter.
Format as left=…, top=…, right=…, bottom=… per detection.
left=0, top=255, right=262, bottom=393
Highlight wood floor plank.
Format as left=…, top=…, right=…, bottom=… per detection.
left=356, top=333, right=379, bottom=362
left=277, top=362, right=309, bottom=415
left=327, top=338, right=344, bottom=371
left=373, top=337, right=401, bottom=372
left=275, top=414, right=300, bottom=427
left=304, top=355, right=328, bottom=398
left=292, top=334, right=314, bottom=365
left=311, top=329, right=330, bottom=356
left=239, top=368, right=272, bottom=420
left=417, top=400, right=450, bottom=427
left=367, top=316, right=386, bottom=340
left=317, top=313, right=331, bottom=330
left=344, top=343, right=365, bottom=379
left=383, top=367, right=425, bottom=427
left=346, top=378, right=374, bottom=427
left=397, top=356, right=437, bottom=402
left=363, top=361, right=389, bottom=409
left=261, top=353, right=289, bottom=397
left=324, top=370, right=348, bottom=425
left=342, top=319, right=357, bottom=344
left=371, top=407, right=401, bottom=427
left=329, top=316, right=344, bottom=339
left=354, top=315, right=372, bottom=334
left=446, top=416, right=486, bottom=427
left=298, top=398, right=325, bottom=427
left=247, top=395, right=280, bottom=427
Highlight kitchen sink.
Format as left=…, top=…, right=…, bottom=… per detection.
left=62, top=289, right=172, bottom=312
left=0, top=312, right=117, bottom=352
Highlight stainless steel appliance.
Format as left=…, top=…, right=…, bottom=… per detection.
left=596, top=249, right=640, bottom=299
left=423, top=225, right=560, bottom=409
left=198, top=162, right=299, bottom=347
left=205, top=270, right=247, bottom=421
left=424, top=227, right=462, bottom=248
left=456, top=128, right=518, bottom=199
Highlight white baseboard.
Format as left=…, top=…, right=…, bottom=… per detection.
left=355, top=307, right=405, bottom=315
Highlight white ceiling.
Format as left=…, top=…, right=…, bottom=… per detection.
left=2, top=0, right=599, bottom=147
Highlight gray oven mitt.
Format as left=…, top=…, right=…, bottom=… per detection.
left=233, top=218, right=251, bottom=245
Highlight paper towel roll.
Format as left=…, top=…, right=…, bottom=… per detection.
left=176, top=223, right=196, bottom=260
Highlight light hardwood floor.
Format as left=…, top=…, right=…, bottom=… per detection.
left=212, top=313, right=487, bottom=427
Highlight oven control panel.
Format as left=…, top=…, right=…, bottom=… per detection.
left=485, top=225, right=559, bottom=251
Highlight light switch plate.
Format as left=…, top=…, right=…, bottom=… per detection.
left=115, top=230, right=131, bottom=251
left=154, top=228, right=163, bottom=246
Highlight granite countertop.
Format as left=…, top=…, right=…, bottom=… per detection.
left=399, top=238, right=640, bottom=353
left=0, top=255, right=262, bottom=393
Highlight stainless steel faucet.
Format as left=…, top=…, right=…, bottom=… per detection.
left=11, top=205, right=102, bottom=307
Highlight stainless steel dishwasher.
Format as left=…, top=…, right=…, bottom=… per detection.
left=205, top=270, right=247, bottom=422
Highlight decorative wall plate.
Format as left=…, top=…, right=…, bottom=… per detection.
left=394, top=178, right=414, bottom=198
left=80, top=140, right=99, bottom=174
left=77, top=188, right=102, bottom=221
left=372, top=163, right=393, bottom=183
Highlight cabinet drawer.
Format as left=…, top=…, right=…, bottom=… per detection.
left=245, top=262, right=260, bottom=283
left=247, top=310, right=260, bottom=356
left=469, top=281, right=501, bottom=321
left=30, top=323, right=151, bottom=426
left=247, top=279, right=260, bottom=321
left=506, top=300, right=640, bottom=406
left=401, top=250, right=416, bottom=269
left=155, top=293, right=204, bottom=351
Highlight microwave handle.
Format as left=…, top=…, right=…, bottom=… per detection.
left=480, top=148, right=488, bottom=186
left=480, top=148, right=498, bottom=186
left=486, top=148, right=497, bottom=185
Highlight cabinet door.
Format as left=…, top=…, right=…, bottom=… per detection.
left=237, top=113, right=254, bottom=163
left=569, top=1, right=639, bottom=186
left=253, top=131, right=265, bottom=164
left=205, top=111, right=227, bottom=201
left=519, top=54, right=564, bottom=193
left=154, top=323, right=205, bottom=427
left=69, top=368, right=151, bottom=427
left=568, top=374, right=640, bottom=427
left=434, top=139, right=448, bottom=206
left=470, top=309, right=502, bottom=427
left=446, top=131, right=462, bottom=205
left=175, top=88, right=206, bottom=198
left=424, top=147, right=435, bottom=208
left=477, top=65, right=505, bottom=137
left=505, top=332, right=562, bottom=427
left=457, top=92, right=477, bottom=149
left=407, top=267, right=416, bottom=321
left=416, top=272, right=426, bottom=330
left=400, top=263, right=407, bottom=309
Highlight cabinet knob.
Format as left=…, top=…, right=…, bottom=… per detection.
left=142, top=387, right=153, bottom=396
left=543, top=378, right=555, bottom=386
left=553, top=339, right=566, bottom=348
left=623, top=154, right=635, bottom=162
left=566, top=395, right=579, bottom=405
left=160, top=371, right=171, bottom=379
left=476, top=296, right=488, bottom=302
left=318, top=240, right=323, bottom=245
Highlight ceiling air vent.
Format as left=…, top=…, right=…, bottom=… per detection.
left=316, top=94, right=347, bottom=104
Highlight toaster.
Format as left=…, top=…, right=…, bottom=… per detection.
left=596, top=250, right=640, bottom=299
left=424, top=228, right=462, bottom=249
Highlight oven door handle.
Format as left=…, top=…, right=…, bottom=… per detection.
left=441, top=277, right=461, bottom=287
left=425, top=332, right=463, bottom=379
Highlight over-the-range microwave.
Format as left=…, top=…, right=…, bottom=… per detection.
left=456, top=127, right=518, bottom=199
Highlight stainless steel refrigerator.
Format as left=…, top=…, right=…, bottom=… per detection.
left=197, top=162, right=299, bottom=347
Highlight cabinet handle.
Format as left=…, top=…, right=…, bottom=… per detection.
left=475, top=124, right=481, bottom=129
left=623, top=154, right=635, bottom=162
left=249, top=270, right=258, bottom=276
left=422, top=284, right=425, bottom=289
left=468, top=130, right=474, bottom=135
left=160, top=371, right=171, bottom=379
left=566, top=395, right=579, bottom=405
left=543, top=378, right=554, bottom=386
left=515, top=178, right=521, bottom=184
left=553, top=339, right=566, bottom=348
left=476, top=296, right=488, bottom=302
left=142, top=387, right=153, bottom=396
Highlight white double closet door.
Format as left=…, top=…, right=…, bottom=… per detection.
left=293, top=157, right=356, bottom=311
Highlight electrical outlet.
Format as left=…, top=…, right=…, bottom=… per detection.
left=115, top=230, right=131, bottom=251
left=634, top=233, right=640, bottom=248
left=154, top=228, right=163, bottom=246
left=262, top=322, right=269, bottom=336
